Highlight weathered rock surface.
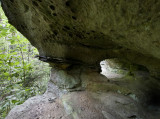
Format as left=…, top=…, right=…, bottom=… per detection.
left=1, top=0, right=160, bottom=77
left=1, top=0, right=160, bottom=119
left=5, top=66, right=160, bottom=119
left=6, top=91, right=148, bottom=119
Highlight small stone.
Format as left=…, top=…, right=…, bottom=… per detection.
left=48, top=97, right=56, bottom=103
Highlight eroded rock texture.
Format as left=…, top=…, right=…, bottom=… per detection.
left=1, top=0, right=160, bottom=119
left=5, top=65, right=160, bottom=119
left=1, top=0, right=160, bottom=77
left=5, top=92, right=148, bottom=119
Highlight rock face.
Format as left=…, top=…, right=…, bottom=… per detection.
left=1, top=0, right=160, bottom=119
left=5, top=65, right=160, bottom=119
left=5, top=91, right=148, bottom=119
left=1, top=0, right=160, bottom=76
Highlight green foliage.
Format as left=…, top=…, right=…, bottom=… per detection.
left=0, top=6, right=51, bottom=118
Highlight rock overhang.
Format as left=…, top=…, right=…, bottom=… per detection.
left=1, top=0, right=160, bottom=76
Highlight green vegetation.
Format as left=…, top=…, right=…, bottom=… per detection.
left=0, top=7, right=50, bottom=118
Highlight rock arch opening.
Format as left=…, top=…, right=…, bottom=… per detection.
left=100, top=58, right=160, bottom=111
